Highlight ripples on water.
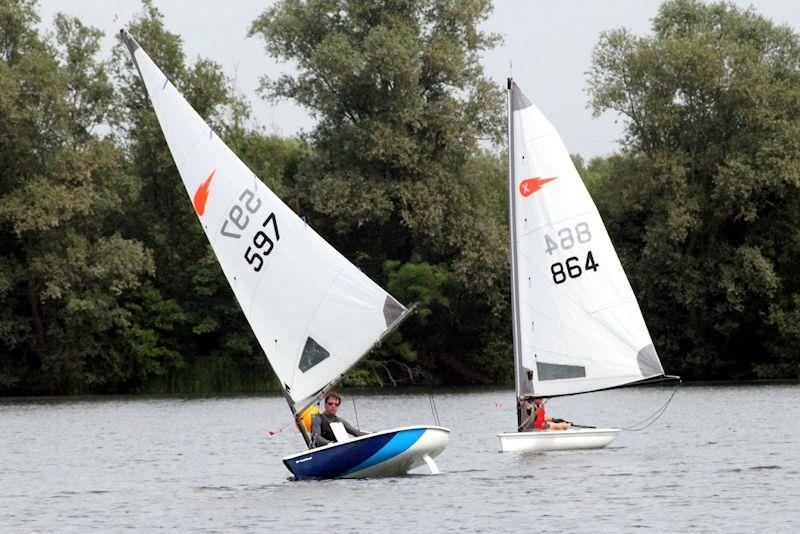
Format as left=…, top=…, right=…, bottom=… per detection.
left=1, top=385, right=799, bottom=532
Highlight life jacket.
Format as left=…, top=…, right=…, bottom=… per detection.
left=297, top=405, right=320, bottom=433
left=533, top=404, right=547, bottom=429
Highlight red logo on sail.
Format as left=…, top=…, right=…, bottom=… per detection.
left=519, top=176, right=557, bottom=197
left=193, top=168, right=216, bottom=216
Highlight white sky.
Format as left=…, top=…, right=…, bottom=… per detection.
left=37, top=0, right=800, bottom=159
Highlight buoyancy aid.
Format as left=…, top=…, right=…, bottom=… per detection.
left=533, top=404, right=547, bottom=429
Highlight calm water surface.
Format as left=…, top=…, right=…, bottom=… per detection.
left=2, top=384, right=799, bottom=532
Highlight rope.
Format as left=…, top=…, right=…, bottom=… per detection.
left=621, top=379, right=681, bottom=432
left=517, top=398, right=544, bottom=431
left=351, top=393, right=360, bottom=430
left=267, top=419, right=294, bottom=436
left=517, top=412, right=534, bottom=431
left=428, top=392, right=441, bottom=426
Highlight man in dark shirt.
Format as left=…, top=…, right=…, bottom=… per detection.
left=311, top=392, right=367, bottom=447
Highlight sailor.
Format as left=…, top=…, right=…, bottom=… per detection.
left=311, top=392, right=367, bottom=447
left=520, top=397, right=570, bottom=431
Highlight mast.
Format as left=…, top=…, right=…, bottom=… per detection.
left=507, top=78, right=526, bottom=429
left=280, top=388, right=312, bottom=447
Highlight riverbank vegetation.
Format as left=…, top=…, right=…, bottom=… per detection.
left=1, top=0, right=798, bottom=395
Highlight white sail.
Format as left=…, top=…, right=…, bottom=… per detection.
left=509, top=81, right=664, bottom=398
left=121, top=30, right=407, bottom=409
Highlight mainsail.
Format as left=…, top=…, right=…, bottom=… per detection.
left=121, top=30, right=409, bottom=416
left=508, top=79, right=665, bottom=400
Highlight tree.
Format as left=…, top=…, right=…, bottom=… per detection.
left=0, top=1, right=152, bottom=392
left=587, top=0, right=800, bottom=378
left=112, top=1, right=305, bottom=392
left=250, top=0, right=510, bottom=384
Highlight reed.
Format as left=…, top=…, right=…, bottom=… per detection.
left=139, top=356, right=280, bottom=394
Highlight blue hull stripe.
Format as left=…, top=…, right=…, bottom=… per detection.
left=343, top=428, right=426, bottom=477
left=283, top=429, right=428, bottom=479
left=284, top=433, right=395, bottom=479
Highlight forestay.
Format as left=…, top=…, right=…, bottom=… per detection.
left=508, top=81, right=664, bottom=398
left=121, top=30, right=406, bottom=410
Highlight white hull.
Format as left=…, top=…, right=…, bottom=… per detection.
left=346, top=426, right=450, bottom=478
left=498, top=428, right=619, bottom=452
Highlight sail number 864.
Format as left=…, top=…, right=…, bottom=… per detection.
left=544, top=222, right=598, bottom=284
left=551, top=251, right=599, bottom=284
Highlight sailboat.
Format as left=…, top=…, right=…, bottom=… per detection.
left=120, top=29, right=449, bottom=478
left=498, top=79, right=674, bottom=453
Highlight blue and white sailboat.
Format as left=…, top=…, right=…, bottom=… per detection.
left=121, top=29, right=449, bottom=479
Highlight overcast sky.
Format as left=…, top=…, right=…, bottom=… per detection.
left=37, top=0, right=800, bottom=159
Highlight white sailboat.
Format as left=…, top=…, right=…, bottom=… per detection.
left=498, top=79, right=673, bottom=453
left=120, top=29, right=448, bottom=478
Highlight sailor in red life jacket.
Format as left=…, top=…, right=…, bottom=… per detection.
left=520, top=397, right=570, bottom=431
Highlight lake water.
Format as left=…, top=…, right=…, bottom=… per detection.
left=2, top=384, right=799, bottom=532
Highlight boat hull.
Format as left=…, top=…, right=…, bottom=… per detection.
left=283, top=425, right=450, bottom=479
left=498, top=428, right=619, bottom=452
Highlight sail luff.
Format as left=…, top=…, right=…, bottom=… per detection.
left=508, top=79, right=529, bottom=430
left=507, top=80, right=526, bottom=407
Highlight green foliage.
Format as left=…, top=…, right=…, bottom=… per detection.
left=250, top=0, right=511, bottom=384
left=588, top=0, right=800, bottom=378
left=108, top=2, right=286, bottom=394
left=384, top=260, right=450, bottom=324
left=0, top=1, right=295, bottom=394
left=139, top=353, right=279, bottom=394
left=0, top=1, right=152, bottom=393
left=374, top=260, right=452, bottom=378
left=249, top=0, right=505, bottom=265
left=118, top=282, right=185, bottom=381
left=4, top=0, right=799, bottom=396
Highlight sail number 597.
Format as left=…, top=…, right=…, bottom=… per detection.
left=244, top=213, right=280, bottom=272
left=218, top=188, right=280, bottom=272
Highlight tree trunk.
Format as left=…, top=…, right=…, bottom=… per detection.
left=24, top=234, right=46, bottom=372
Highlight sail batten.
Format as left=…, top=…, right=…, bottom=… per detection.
left=514, top=209, right=596, bottom=240
left=507, top=80, right=665, bottom=399
left=122, top=29, right=407, bottom=407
